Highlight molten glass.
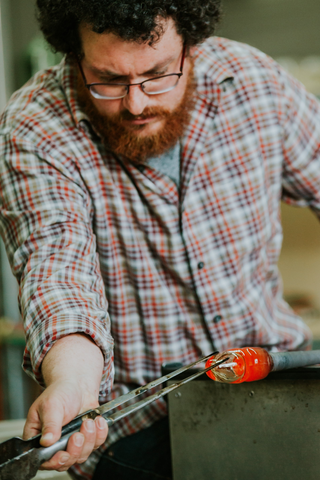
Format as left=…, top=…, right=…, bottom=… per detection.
left=205, top=347, right=273, bottom=384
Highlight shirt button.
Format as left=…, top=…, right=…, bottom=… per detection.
left=213, top=315, right=222, bottom=323
left=198, top=261, right=205, bottom=270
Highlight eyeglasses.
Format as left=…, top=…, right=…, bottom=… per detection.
left=77, top=44, right=186, bottom=100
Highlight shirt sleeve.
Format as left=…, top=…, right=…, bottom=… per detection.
left=0, top=135, right=114, bottom=398
left=277, top=65, right=320, bottom=213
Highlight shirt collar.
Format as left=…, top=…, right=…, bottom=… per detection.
left=193, top=37, right=235, bottom=99
left=57, top=55, right=92, bottom=128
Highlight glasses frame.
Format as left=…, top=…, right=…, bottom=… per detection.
left=77, top=44, right=186, bottom=100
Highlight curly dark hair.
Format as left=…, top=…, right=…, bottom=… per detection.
left=36, top=0, right=222, bottom=55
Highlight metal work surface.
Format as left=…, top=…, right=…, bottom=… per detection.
left=168, top=369, right=320, bottom=480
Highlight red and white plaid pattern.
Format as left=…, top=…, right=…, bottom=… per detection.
left=0, top=37, right=318, bottom=478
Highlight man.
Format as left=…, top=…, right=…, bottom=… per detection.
left=0, top=0, right=318, bottom=479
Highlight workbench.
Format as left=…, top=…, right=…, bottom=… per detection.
left=166, top=366, right=320, bottom=480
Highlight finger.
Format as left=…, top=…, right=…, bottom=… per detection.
left=38, top=398, right=65, bottom=446
left=41, top=417, right=108, bottom=470
left=94, top=416, right=108, bottom=449
left=44, top=420, right=97, bottom=469
left=40, top=433, right=85, bottom=471
left=77, top=419, right=97, bottom=463
left=40, top=451, right=71, bottom=472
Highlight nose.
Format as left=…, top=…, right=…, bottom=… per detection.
left=122, top=84, right=149, bottom=116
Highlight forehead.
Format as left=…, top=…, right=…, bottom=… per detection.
left=79, top=19, right=183, bottom=72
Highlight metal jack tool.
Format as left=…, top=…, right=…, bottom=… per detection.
left=0, top=352, right=228, bottom=480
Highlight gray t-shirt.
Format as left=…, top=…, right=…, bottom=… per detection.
left=147, top=142, right=181, bottom=188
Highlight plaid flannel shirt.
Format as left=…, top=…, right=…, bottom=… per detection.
left=0, top=37, right=318, bottom=478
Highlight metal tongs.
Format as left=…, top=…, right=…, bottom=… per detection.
left=0, top=352, right=228, bottom=480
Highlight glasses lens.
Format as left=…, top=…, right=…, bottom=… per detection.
left=142, top=75, right=180, bottom=95
left=90, top=84, right=127, bottom=99
left=88, top=74, right=180, bottom=99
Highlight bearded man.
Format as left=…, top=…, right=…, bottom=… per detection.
left=0, top=0, right=319, bottom=479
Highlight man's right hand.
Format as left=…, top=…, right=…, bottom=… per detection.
left=23, top=334, right=108, bottom=472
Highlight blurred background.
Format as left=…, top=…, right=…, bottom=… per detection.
left=0, top=0, right=319, bottom=422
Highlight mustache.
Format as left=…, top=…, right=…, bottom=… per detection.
left=115, top=107, right=171, bottom=122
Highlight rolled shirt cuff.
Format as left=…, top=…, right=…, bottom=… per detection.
left=22, top=313, right=114, bottom=397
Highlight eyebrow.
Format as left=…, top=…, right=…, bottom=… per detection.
left=89, top=55, right=177, bottom=78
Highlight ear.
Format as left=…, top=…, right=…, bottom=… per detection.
left=188, top=46, right=197, bottom=57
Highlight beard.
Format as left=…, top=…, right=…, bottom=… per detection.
left=76, top=64, right=196, bottom=164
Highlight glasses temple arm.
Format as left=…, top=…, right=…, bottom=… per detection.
left=75, top=57, right=89, bottom=87
left=180, top=43, right=187, bottom=73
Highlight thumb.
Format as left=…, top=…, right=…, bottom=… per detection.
left=38, top=398, right=65, bottom=447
